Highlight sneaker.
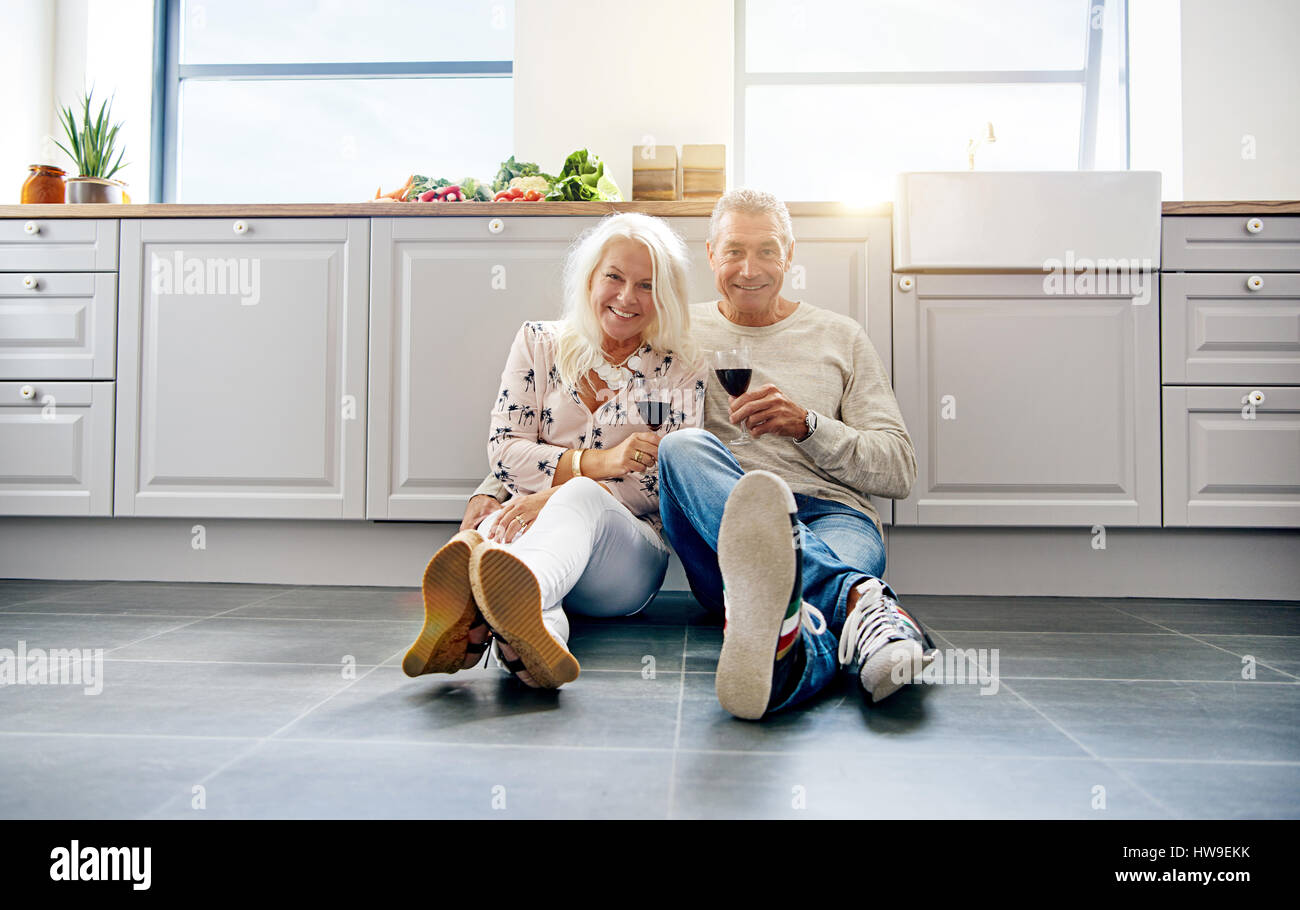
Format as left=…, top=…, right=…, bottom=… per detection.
left=716, top=470, right=826, bottom=720
left=469, top=542, right=580, bottom=689
left=837, top=578, right=937, bottom=703
left=402, top=529, right=491, bottom=677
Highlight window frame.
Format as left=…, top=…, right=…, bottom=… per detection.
left=149, top=0, right=514, bottom=203
left=732, top=0, right=1130, bottom=187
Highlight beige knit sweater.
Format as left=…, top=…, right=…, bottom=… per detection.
left=475, top=299, right=916, bottom=537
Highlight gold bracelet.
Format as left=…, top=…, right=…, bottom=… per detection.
left=573, top=449, right=583, bottom=477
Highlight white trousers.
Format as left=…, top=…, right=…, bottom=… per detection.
left=475, top=476, right=670, bottom=648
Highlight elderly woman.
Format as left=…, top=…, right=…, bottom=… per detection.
left=402, top=213, right=704, bottom=688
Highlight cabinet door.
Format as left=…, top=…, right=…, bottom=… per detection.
left=0, top=273, right=117, bottom=380
left=1162, top=215, right=1300, bottom=272
left=1162, top=272, right=1300, bottom=385
left=893, top=272, right=1161, bottom=526
left=368, top=216, right=599, bottom=519
left=0, top=381, right=113, bottom=516
left=116, top=218, right=369, bottom=518
left=665, top=214, right=895, bottom=525
left=0, top=218, right=118, bottom=272
left=1163, top=386, right=1300, bottom=527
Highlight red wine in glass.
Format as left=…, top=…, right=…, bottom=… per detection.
left=636, top=398, right=668, bottom=431
left=630, top=377, right=668, bottom=431
left=711, top=346, right=753, bottom=443
left=714, top=369, right=752, bottom=398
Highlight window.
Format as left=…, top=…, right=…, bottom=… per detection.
left=736, top=0, right=1129, bottom=202
left=153, top=0, right=514, bottom=203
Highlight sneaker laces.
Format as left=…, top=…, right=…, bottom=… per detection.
left=800, top=601, right=827, bottom=636
left=837, top=579, right=919, bottom=668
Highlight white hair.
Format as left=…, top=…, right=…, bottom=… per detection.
left=707, top=186, right=795, bottom=256
left=555, top=212, right=699, bottom=391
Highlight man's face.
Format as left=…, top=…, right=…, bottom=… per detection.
left=706, top=212, right=792, bottom=318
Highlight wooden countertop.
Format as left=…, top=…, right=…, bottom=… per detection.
left=1161, top=200, right=1300, bottom=214
left=0, top=200, right=892, bottom=218
left=3, top=200, right=1294, bottom=218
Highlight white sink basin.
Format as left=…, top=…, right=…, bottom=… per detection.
left=893, top=171, right=1162, bottom=271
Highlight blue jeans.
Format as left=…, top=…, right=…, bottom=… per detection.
left=658, top=428, right=885, bottom=713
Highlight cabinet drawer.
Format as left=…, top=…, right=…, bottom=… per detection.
left=0, top=273, right=117, bottom=379
left=1162, top=215, right=1300, bottom=272
left=0, top=380, right=114, bottom=516
left=0, top=219, right=119, bottom=271
left=1162, top=385, right=1300, bottom=528
left=1161, top=272, right=1300, bottom=385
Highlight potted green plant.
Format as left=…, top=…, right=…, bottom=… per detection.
left=54, top=87, right=128, bottom=204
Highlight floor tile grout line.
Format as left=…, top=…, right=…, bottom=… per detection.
left=98, top=588, right=305, bottom=657
left=5, top=728, right=1297, bottom=767
left=929, top=629, right=1182, bottom=820
left=135, top=644, right=407, bottom=820
left=666, top=625, right=688, bottom=820
left=1103, top=604, right=1300, bottom=681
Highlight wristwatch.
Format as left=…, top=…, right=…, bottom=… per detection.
left=797, top=409, right=818, bottom=442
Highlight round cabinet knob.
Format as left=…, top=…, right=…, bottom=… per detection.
left=1247, top=390, right=1265, bottom=406
left=233, top=220, right=248, bottom=234
left=1245, top=217, right=1264, bottom=234
left=1247, top=275, right=1264, bottom=291
left=488, top=218, right=505, bottom=235
left=898, top=275, right=915, bottom=292
left=24, top=221, right=39, bottom=235
left=22, top=275, right=38, bottom=290
left=19, top=384, right=36, bottom=400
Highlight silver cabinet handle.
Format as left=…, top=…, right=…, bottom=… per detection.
left=1246, top=217, right=1264, bottom=234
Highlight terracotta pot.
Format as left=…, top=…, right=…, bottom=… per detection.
left=66, top=176, right=124, bottom=204
left=21, top=164, right=66, bottom=203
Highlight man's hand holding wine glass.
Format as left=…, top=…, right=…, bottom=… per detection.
left=727, top=382, right=811, bottom=439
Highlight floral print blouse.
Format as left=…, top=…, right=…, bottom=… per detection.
left=488, top=321, right=706, bottom=530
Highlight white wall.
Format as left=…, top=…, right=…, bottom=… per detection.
left=1, top=0, right=56, bottom=203
left=3, top=0, right=154, bottom=203
left=1180, top=0, right=1300, bottom=199
left=513, top=0, right=733, bottom=196
left=7, top=1, right=1300, bottom=205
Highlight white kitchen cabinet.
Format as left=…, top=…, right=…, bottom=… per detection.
left=366, top=213, right=894, bottom=522
left=0, top=272, right=117, bottom=380
left=0, top=218, right=118, bottom=272
left=0, top=380, right=114, bottom=515
left=115, top=218, right=370, bottom=518
left=892, top=272, right=1161, bottom=526
left=1163, top=386, right=1300, bottom=527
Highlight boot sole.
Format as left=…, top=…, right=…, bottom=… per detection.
left=402, top=530, right=483, bottom=677
left=470, top=546, right=580, bottom=689
left=716, top=471, right=799, bottom=720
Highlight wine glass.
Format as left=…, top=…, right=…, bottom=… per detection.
left=629, top=376, right=669, bottom=432
left=711, top=345, right=753, bottom=444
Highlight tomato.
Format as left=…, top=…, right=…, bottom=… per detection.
left=524, top=190, right=542, bottom=201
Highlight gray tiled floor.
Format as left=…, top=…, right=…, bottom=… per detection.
left=0, top=579, right=1297, bottom=819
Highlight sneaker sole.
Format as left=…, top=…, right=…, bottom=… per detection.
left=469, top=546, right=580, bottom=689
left=863, top=641, right=939, bottom=703
left=716, top=471, right=799, bottom=720
left=402, top=530, right=483, bottom=677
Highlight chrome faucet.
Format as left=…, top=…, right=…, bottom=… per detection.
left=966, top=122, right=997, bottom=170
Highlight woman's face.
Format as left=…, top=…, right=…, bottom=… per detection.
left=589, top=237, right=656, bottom=348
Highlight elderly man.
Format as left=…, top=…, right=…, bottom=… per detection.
left=463, top=188, right=936, bottom=719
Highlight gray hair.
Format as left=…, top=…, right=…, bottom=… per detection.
left=707, top=187, right=795, bottom=255
left=554, top=212, right=699, bottom=390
